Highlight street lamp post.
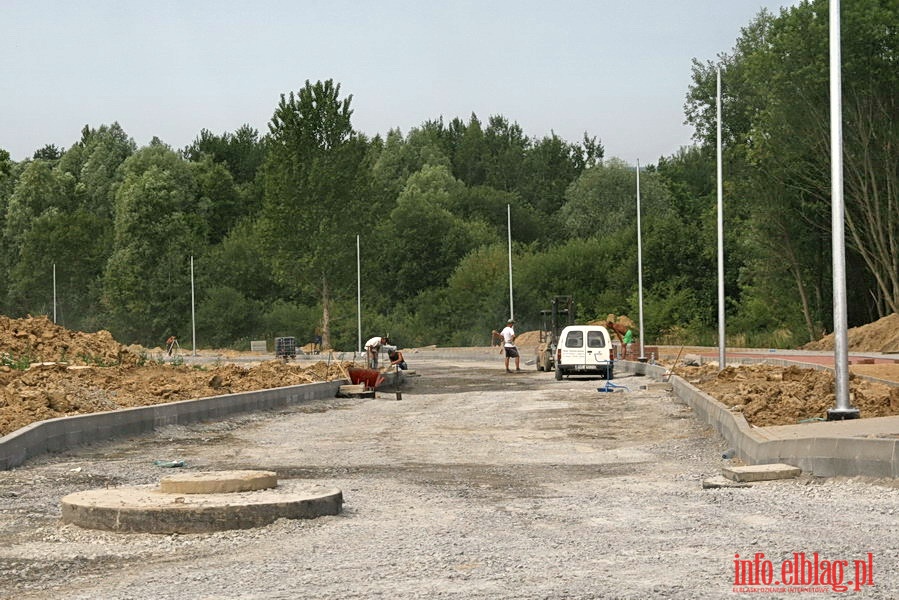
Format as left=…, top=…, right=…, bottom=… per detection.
left=717, top=68, right=726, bottom=370
left=636, top=159, right=645, bottom=361
left=827, top=0, right=859, bottom=420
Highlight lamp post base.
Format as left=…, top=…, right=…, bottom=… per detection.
left=827, top=407, right=861, bottom=421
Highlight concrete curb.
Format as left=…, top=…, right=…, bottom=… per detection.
left=618, top=360, right=899, bottom=478
left=0, top=380, right=343, bottom=471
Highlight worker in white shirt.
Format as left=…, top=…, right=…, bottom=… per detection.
left=364, top=336, right=387, bottom=369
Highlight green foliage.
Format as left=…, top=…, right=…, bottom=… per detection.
left=4, top=160, right=69, bottom=250
left=32, top=145, right=63, bottom=161
left=371, top=126, right=451, bottom=199
left=196, top=286, right=259, bottom=347
left=376, top=165, right=494, bottom=302
left=559, top=159, right=673, bottom=241
left=0, top=351, right=34, bottom=370
left=183, top=125, right=266, bottom=185
left=8, top=208, right=111, bottom=330
left=436, top=244, right=510, bottom=344
left=259, top=300, right=319, bottom=341
left=686, top=0, right=899, bottom=325
left=520, top=133, right=595, bottom=217
left=259, top=79, right=375, bottom=347
left=102, top=145, right=206, bottom=343
left=61, top=123, right=135, bottom=220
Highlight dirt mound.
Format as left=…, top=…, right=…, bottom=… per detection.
left=514, top=330, right=541, bottom=347
left=586, top=314, right=636, bottom=329
left=678, top=363, right=899, bottom=427
left=1, top=315, right=138, bottom=366
left=802, top=313, right=899, bottom=353
left=0, top=315, right=356, bottom=437
left=0, top=359, right=352, bottom=437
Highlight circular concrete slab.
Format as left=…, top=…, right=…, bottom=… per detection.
left=61, top=481, right=342, bottom=533
left=159, top=470, right=277, bottom=495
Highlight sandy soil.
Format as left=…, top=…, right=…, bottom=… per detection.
left=802, top=312, right=899, bottom=352
left=677, top=363, right=899, bottom=427
left=0, top=315, right=355, bottom=437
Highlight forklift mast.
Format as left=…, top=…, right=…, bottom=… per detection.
left=550, top=296, right=575, bottom=342
left=536, top=296, right=575, bottom=372
left=539, top=296, right=574, bottom=344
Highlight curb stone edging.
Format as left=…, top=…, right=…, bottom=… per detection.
left=0, top=380, right=344, bottom=471
left=618, top=360, right=899, bottom=478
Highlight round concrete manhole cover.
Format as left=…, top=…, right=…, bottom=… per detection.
left=61, top=470, right=342, bottom=533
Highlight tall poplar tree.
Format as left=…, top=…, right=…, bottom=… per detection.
left=260, top=80, right=373, bottom=349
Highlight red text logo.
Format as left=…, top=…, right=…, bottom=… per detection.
left=733, top=552, right=874, bottom=593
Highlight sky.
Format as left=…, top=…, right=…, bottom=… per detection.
left=2, top=0, right=800, bottom=164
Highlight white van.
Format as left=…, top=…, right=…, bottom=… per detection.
left=554, top=325, right=614, bottom=380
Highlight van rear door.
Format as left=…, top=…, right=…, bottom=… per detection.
left=559, top=327, right=586, bottom=367
left=586, top=328, right=608, bottom=364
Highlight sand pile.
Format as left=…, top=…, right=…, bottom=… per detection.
left=803, top=313, right=899, bottom=353
left=514, top=330, right=541, bottom=347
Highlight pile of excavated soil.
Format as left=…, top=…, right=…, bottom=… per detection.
left=0, top=359, right=353, bottom=437
left=803, top=312, right=899, bottom=353
left=678, top=363, right=899, bottom=427
left=0, top=316, right=355, bottom=437
left=514, top=330, right=541, bottom=347
left=0, top=315, right=138, bottom=366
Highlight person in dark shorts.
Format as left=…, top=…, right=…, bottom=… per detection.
left=499, top=319, right=521, bottom=373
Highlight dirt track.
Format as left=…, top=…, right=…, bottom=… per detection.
left=3, top=359, right=899, bottom=599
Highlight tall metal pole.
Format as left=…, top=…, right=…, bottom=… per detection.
left=716, top=68, right=726, bottom=370
left=827, top=0, right=858, bottom=419
left=357, top=234, right=362, bottom=354
left=52, top=263, right=57, bottom=323
left=636, top=160, right=645, bottom=361
left=190, top=256, right=197, bottom=356
left=507, top=204, right=514, bottom=321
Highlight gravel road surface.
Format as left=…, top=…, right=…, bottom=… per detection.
left=1, top=358, right=897, bottom=599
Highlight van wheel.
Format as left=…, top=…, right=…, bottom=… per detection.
left=554, top=366, right=563, bottom=381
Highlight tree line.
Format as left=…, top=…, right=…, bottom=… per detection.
left=0, top=0, right=895, bottom=351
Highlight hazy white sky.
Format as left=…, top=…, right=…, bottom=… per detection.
left=2, top=0, right=799, bottom=163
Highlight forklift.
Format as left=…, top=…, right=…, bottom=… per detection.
left=535, top=296, right=575, bottom=372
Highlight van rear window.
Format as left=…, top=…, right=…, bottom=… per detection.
left=564, top=330, right=584, bottom=348
left=587, top=330, right=606, bottom=348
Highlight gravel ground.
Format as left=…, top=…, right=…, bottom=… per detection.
left=1, top=357, right=898, bottom=599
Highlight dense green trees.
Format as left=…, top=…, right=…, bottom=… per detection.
left=0, top=1, right=895, bottom=349
left=103, top=143, right=207, bottom=341
left=258, top=79, right=375, bottom=350
left=686, top=0, right=897, bottom=339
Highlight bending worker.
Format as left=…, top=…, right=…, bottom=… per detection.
left=386, top=346, right=408, bottom=370
left=364, top=336, right=387, bottom=369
